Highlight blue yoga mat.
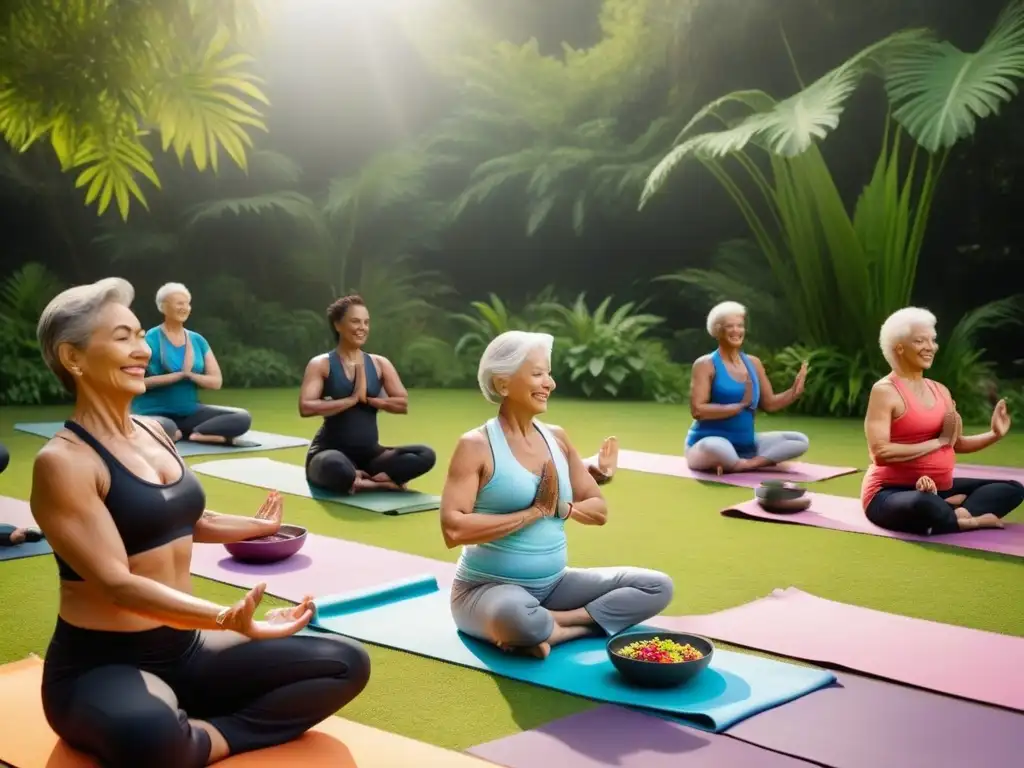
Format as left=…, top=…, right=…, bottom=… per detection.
left=0, top=539, right=52, bottom=562
left=14, top=422, right=308, bottom=457
left=311, top=575, right=836, bottom=732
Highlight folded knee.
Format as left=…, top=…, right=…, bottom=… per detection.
left=1004, top=480, right=1024, bottom=504
left=416, top=446, right=437, bottom=471
left=316, top=635, right=372, bottom=695
left=636, top=570, right=674, bottom=611
left=489, top=601, right=551, bottom=646
left=101, top=708, right=197, bottom=768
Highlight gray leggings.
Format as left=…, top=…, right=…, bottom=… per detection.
left=451, top=567, right=674, bottom=648
left=152, top=405, right=252, bottom=442
left=686, top=431, right=809, bottom=471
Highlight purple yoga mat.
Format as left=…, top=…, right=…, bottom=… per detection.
left=618, top=449, right=859, bottom=488
left=190, top=532, right=456, bottom=602
left=467, top=704, right=813, bottom=767
left=653, top=587, right=1024, bottom=712
left=723, top=492, right=1024, bottom=557
left=956, top=463, right=1024, bottom=484
left=0, top=496, right=33, bottom=528
left=471, top=673, right=1024, bottom=768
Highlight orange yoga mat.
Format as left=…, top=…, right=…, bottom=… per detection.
left=0, top=657, right=498, bottom=767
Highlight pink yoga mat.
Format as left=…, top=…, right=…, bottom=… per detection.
left=956, top=463, right=1024, bottom=484
left=723, top=492, right=1024, bottom=557
left=654, top=588, right=1024, bottom=712
left=618, top=449, right=859, bottom=487
left=0, top=496, right=33, bottom=526
left=190, top=533, right=456, bottom=603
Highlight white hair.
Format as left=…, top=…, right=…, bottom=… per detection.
left=477, top=331, right=554, bottom=404
left=155, top=282, right=190, bottom=313
left=706, top=300, right=747, bottom=337
left=37, top=277, right=135, bottom=393
left=879, top=307, right=937, bottom=369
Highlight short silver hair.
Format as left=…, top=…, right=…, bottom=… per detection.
left=155, top=281, right=190, bottom=313
left=879, top=307, right=937, bottom=369
left=477, top=331, right=554, bottom=403
left=706, top=300, right=746, bottom=337
left=37, top=277, right=135, bottom=393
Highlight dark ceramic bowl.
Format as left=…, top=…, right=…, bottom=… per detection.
left=755, top=481, right=811, bottom=513
left=223, top=524, right=308, bottom=564
left=607, top=631, right=714, bottom=688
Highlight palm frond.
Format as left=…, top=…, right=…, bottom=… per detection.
left=185, top=190, right=325, bottom=232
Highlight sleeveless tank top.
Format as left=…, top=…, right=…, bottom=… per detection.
left=308, top=351, right=383, bottom=459
left=55, top=419, right=207, bottom=581
left=686, top=349, right=760, bottom=454
left=860, top=374, right=955, bottom=509
left=455, top=418, right=572, bottom=589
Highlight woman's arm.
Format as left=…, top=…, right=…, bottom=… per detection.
left=193, top=511, right=280, bottom=544
left=689, top=358, right=751, bottom=420
left=367, top=356, right=409, bottom=414
left=440, top=432, right=545, bottom=548
left=142, top=331, right=184, bottom=389
left=751, top=356, right=799, bottom=413
left=864, top=381, right=952, bottom=462
left=297, top=356, right=360, bottom=417
left=187, top=347, right=222, bottom=390
left=30, top=445, right=230, bottom=629
left=549, top=425, right=607, bottom=526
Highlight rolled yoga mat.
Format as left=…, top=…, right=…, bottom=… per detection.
left=618, top=449, right=859, bottom=487
left=0, top=496, right=52, bottom=562
left=192, top=457, right=440, bottom=514
left=653, top=587, right=1024, bottom=712
left=14, top=421, right=309, bottom=456
left=721, top=491, right=1024, bottom=558
left=0, top=657, right=501, bottom=768
left=309, top=574, right=836, bottom=733
left=189, top=532, right=456, bottom=601
left=470, top=672, right=1024, bottom=768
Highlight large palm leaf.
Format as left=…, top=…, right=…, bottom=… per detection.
left=885, top=0, right=1024, bottom=152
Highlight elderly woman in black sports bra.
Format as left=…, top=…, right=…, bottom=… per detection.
left=30, top=278, right=370, bottom=768
left=299, top=294, right=437, bottom=494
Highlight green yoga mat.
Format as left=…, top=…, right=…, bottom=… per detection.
left=192, top=457, right=440, bottom=515
left=14, top=422, right=308, bottom=456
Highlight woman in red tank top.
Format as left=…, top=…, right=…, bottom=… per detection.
left=861, top=307, right=1021, bottom=535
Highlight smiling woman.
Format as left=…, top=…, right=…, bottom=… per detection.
left=130, top=282, right=252, bottom=445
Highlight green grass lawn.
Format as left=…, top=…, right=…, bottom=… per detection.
left=1, top=389, right=1022, bottom=751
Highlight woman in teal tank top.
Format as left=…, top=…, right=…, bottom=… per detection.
left=440, top=331, right=673, bottom=658
left=686, top=301, right=811, bottom=474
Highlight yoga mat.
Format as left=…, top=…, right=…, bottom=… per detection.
left=473, top=671, right=1024, bottom=768
left=722, top=491, right=1024, bottom=558
left=467, top=705, right=815, bottom=767
left=618, top=449, right=859, bottom=487
left=0, top=657, right=499, bottom=768
left=192, top=457, right=440, bottom=514
left=956, top=462, right=1024, bottom=484
left=189, top=532, right=456, bottom=602
left=310, top=574, right=836, bottom=733
left=14, top=421, right=308, bottom=456
left=654, top=587, right=1024, bottom=712
left=0, top=496, right=51, bottom=561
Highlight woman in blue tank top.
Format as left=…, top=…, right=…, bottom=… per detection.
left=686, top=301, right=810, bottom=474
left=440, top=331, right=673, bottom=658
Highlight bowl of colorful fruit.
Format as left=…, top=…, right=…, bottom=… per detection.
left=754, top=480, right=810, bottom=514
left=224, top=524, right=308, bottom=564
left=607, top=631, right=714, bottom=688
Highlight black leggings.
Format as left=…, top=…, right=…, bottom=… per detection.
left=306, top=444, right=436, bottom=493
left=42, top=618, right=371, bottom=768
left=866, top=477, right=1024, bottom=535
left=152, top=404, right=252, bottom=442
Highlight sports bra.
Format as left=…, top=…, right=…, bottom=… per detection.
left=54, top=419, right=206, bottom=581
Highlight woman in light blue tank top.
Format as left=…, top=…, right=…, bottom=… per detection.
left=440, top=331, right=674, bottom=658
left=686, top=301, right=810, bottom=474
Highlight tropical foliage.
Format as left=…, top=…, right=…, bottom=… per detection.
left=0, top=263, right=67, bottom=405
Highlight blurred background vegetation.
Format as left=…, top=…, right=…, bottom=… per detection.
left=2, top=0, right=1023, bottom=421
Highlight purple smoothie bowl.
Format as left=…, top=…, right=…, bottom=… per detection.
left=223, top=524, right=308, bottom=564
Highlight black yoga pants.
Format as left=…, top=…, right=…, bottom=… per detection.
left=306, top=444, right=436, bottom=493
left=43, top=626, right=371, bottom=768
left=152, top=404, right=252, bottom=441
left=866, top=476, right=1024, bottom=535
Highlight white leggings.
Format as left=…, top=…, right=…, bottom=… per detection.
left=685, top=431, right=809, bottom=472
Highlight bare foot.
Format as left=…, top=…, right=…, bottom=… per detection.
left=187, top=432, right=229, bottom=444
left=732, top=457, right=772, bottom=473
left=945, top=494, right=967, bottom=507
left=371, top=473, right=405, bottom=491
left=8, top=528, right=27, bottom=545
left=954, top=507, right=972, bottom=521
left=959, top=512, right=1005, bottom=530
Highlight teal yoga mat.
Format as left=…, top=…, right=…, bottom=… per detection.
left=0, top=501, right=52, bottom=562
left=192, top=457, right=440, bottom=515
left=0, top=537, right=51, bottom=562
left=310, top=574, right=836, bottom=732
left=14, top=422, right=308, bottom=457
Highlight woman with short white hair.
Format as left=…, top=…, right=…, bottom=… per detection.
left=28, top=278, right=371, bottom=766
left=439, top=331, right=673, bottom=659
left=132, top=282, right=252, bottom=444
left=685, top=301, right=810, bottom=474
left=861, top=306, right=1021, bottom=534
